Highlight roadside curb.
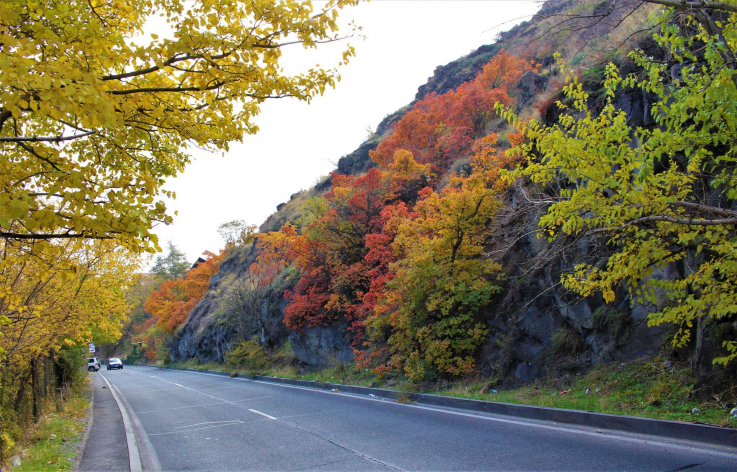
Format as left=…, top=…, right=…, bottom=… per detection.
left=151, top=365, right=737, bottom=448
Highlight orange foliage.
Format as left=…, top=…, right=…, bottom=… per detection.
left=255, top=51, right=535, bottom=377
left=370, top=50, right=534, bottom=174
left=144, top=251, right=225, bottom=332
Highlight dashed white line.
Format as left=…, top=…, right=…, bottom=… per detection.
left=248, top=408, right=277, bottom=420
left=174, top=420, right=243, bottom=429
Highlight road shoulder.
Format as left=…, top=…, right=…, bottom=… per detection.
left=77, top=373, right=130, bottom=472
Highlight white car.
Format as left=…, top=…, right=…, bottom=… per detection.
left=107, top=358, right=123, bottom=370
left=87, top=357, right=101, bottom=372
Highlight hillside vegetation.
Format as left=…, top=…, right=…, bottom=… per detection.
left=125, top=0, right=737, bottom=422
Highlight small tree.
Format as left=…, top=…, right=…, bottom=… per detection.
left=150, top=242, right=190, bottom=281
left=218, top=220, right=257, bottom=248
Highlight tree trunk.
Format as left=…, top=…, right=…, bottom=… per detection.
left=31, top=358, right=39, bottom=423
left=692, top=316, right=705, bottom=376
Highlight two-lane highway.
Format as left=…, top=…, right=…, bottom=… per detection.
left=97, top=366, right=737, bottom=471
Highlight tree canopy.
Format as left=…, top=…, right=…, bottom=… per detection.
left=0, top=0, right=361, bottom=444
left=151, top=241, right=190, bottom=281
left=0, top=0, right=361, bottom=259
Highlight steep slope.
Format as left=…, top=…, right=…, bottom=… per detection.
left=170, top=0, right=691, bottom=382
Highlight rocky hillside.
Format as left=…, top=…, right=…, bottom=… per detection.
left=169, top=0, right=735, bottom=387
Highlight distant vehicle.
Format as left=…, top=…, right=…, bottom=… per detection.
left=107, top=358, right=123, bottom=370
left=87, top=357, right=101, bottom=372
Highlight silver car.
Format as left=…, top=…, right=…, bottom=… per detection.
left=87, top=357, right=101, bottom=372
left=107, top=358, right=123, bottom=370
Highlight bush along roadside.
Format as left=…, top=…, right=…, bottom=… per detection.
left=1, top=345, right=90, bottom=470
left=5, top=380, right=89, bottom=471
left=162, top=346, right=737, bottom=428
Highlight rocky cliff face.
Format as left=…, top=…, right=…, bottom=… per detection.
left=477, top=182, right=672, bottom=383
left=171, top=0, right=677, bottom=376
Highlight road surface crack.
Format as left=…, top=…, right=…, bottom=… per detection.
left=288, top=458, right=351, bottom=471
left=289, top=418, right=405, bottom=471
left=669, top=464, right=702, bottom=471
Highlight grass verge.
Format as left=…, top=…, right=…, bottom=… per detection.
left=10, top=384, right=89, bottom=471
left=161, top=355, right=737, bottom=428
left=436, top=359, right=737, bottom=427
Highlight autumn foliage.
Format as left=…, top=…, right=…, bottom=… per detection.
left=145, top=251, right=224, bottom=333
left=256, top=51, right=534, bottom=379
left=126, top=51, right=536, bottom=379
left=370, top=50, right=533, bottom=173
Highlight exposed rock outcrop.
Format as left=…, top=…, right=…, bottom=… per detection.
left=288, top=326, right=354, bottom=367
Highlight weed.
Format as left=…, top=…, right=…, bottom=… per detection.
left=12, top=389, right=88, bottom=471
left=551, top=326, right=585, bottom=355
left=225, top=338, right=268, bottom=370
left=592, top=306, right=631, bottom=340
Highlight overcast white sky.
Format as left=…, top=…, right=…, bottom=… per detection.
left=151, top=0, right=542, bottom=265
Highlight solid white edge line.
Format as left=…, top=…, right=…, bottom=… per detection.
left=99, top=372, right=143, bottom=472
left=147, top=366, right=737, bottom=459
left=248, top=408, right=277, bottom=420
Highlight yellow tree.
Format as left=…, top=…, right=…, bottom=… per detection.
left=0, top=239, right=137, bottom=366
left=0, top=0, right=361, bottom=258
left=373, top=175, right=502, bottom=381
left=498, top=3, right=737, bottom=365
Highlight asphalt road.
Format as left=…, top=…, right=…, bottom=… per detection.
left=95, top=366, right=737, bottom=471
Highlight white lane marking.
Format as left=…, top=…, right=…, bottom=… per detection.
left=137, top=401, right=230, bottom=414
left=100, top=372, right=144, bottom=472
left=149, top=367, right=737, bottom=460
left=231, top=395, right=272, bottom=403
left=136, top=395, right=272, bottom=415
left=118, top=380, right=225, bottom=391
left=145, top=374, right=239, bottom=405
left=148, top=420, right=252, bottom=437
left=248, top=408, right=277, bottom=420
left=174, top=420, right=243, bottom=429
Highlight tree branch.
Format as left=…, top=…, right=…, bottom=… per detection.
left=588, top=214, right=737, bottom=234
left=671, top=201, right=737, bottom=217
left=643, top=0, right=737, bottom=15
left=0, top=231, right=116, bottom=240
left=0, top=108, right=12, bottom=133
left=0, top=130, right=96, bottom=143
left=109, top=82, right=225, bottom=95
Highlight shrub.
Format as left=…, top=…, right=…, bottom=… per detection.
left=54, top=345, right=86, bottom=389
left=551, top=326, right=585, bottom=355
left=271, top=342, right=296, bottom=366
left=0, top=432, right=15, bottom=466
left=225, top=338, right=268, bottom=370
left=593, top=306, right=631, bottom=340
